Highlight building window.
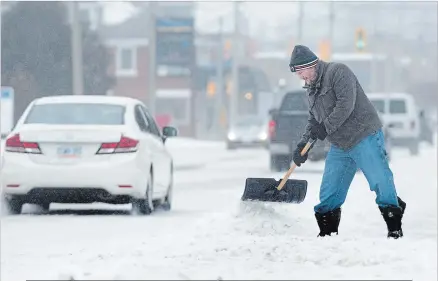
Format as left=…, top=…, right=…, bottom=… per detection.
left=116, top=46, right=137, bottom=77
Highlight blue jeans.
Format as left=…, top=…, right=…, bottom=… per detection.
left=314, top=129, right=400, bottom=213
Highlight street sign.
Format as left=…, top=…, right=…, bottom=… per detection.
left=1, top=86, right=15, bottom=136
left=155, top=17, right=194, bottom=75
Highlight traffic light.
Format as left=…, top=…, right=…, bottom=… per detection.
left=224, top=40, right=232, bottom=60
left=318, top=40, right=331, bottom=61
left=355, top=28, right=366, bottom=52
left=207, top=81, right=216, bottom=97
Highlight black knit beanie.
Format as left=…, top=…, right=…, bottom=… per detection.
left=289, top=45, right=319, bottom=72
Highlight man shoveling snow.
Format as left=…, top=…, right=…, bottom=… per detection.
left=288, top=45, right=406, bottom=239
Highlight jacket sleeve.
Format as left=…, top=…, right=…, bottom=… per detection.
left=300, top=110, right=317, bottom=143
left=323, top=64, right=357, bottom=135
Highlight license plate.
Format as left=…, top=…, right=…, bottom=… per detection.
left=57, top=146, right=82, bottom=158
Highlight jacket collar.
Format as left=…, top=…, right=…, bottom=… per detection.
left=303, top=61, right=326, bottom=90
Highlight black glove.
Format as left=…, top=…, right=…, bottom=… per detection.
left=310, top=122, right=328, bottom=141
left=293, top=141, right=309, bottom=167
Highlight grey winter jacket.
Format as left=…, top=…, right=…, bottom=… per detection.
left=300, top=60, right=382, bottom=150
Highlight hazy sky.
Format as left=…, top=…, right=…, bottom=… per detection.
left=102, top=1, right=136, bottom=24
left=101, top=1, right=304, bottom=33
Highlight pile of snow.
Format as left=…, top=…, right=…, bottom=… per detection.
left=170, top=197, right=436, bottom=280
left=160, top=146, right=437, bottom=280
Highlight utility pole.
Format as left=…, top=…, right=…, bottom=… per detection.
left=370, top=5, right=378, bottom=92
left=147, top=2, right=157, bottom=116
left=328, top=1, right=334, bottom=44
left=297, top=1, right=304, bottom=43
left=216, top=17, right=225, bottom=137
left=69, top=2, right=84, bottom=95
left=230, top=1, right=240, bottom=127
left=0, top=11, right=2, bottom=128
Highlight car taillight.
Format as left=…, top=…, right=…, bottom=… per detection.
left=5, top=134, right=42, bottom=154
left=268, top=120, right=276, bottom=138
left=96, top=136, right=139, bottom=154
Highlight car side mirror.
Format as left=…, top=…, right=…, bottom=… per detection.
left=161, top=126, right=178, bottom=143
left=163, top=126, right=178, bottom=137
left=269, top=108, right=279, bottom=116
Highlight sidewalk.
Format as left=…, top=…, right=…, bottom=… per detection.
left=165, top=137, right=226, bottom=171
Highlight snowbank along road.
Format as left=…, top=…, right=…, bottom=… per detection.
left=1, top=137, right=437, bottom=280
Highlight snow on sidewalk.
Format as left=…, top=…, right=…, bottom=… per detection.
left=165, top=137, right=225, bottom=171
left=175, top=145, right=437, bottom=281
left=166, top=137, right=267, bottom=171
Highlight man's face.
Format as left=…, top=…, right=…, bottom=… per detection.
left=296, top=67, right=316, bottom=84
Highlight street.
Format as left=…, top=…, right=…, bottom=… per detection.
left=1, top=137, right=436, bottom=280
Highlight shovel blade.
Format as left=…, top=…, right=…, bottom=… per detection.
left=241, top=177, right=307, bottom=204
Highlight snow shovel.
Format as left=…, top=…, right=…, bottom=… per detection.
left=241, top=139, right=316, bottom=204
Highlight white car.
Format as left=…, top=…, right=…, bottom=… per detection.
left=226, top=116, right=268, bottom=150
left=368, top=92, right=421, bottom=155
left=1, top=95, right=178, bottom=215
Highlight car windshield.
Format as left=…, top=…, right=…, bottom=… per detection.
left=234, top=118, right=264, bottom=128
left=389, top=99, right=407, bottom=114
left=280, top=92, right=308, bottom=111
left=24, top=103, right=125, bottom=125
left=370, top=99, right=385, bottom=113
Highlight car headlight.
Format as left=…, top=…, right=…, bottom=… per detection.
left=228, top=132, right=236, bottom=140
left=258, top=132, right=268, bottom=140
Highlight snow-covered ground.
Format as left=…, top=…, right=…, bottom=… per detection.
left=1, top=137, right=437, bottom=281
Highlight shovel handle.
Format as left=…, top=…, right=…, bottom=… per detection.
left=276, top=139, right=315, bottom=191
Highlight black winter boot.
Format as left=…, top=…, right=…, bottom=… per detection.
left=379, top=198, right=405, bottom=239
left=398, top=196, right=406, bottom=214
left=315, top=208, right=341, bottom=237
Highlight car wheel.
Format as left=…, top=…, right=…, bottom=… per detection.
left=408, top=141, right=419, bottom=156
left=4, top=197, right=23, bottom=215
left=270, top=155, right=290, bottom=172
left=131, top=171, right=154, bottom=215
left=38, top=202, right=50, bottom=212
left=270, top=155, right=280, bottom=172
left=161, top=171, right=173, bottom=211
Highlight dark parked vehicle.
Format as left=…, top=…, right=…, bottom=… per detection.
left=267, top=90, right=329, bottom=172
